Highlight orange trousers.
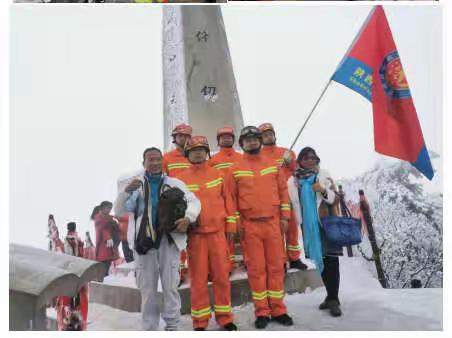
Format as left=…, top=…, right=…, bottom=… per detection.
left=243, top=215, right=287, bottom=317
left=187, top=231, right=233, bottom=329
left=285, top=212, right=301, bottom=262
left=179, top=250, right=188, bottom=283
left=227, top=239, right=235, bottom=272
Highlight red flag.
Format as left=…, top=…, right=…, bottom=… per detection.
left=332, top=6, right=433, bottom=180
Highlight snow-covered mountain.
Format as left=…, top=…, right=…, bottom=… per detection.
left=338, top=154, right=443, bottom=289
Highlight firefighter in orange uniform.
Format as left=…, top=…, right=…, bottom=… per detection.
left=227, top=126, right=294, bottom=329
left=178, top=136, right=238, bottom=331
left=258, top=122, right=307, bottom=271
left=162, top=123, right=193, bottom=284
left=162, top=123, right=192, bottom=179
left=208, top=126, right=243, bottom=272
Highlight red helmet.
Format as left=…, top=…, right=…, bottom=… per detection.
left=217, top=126, right=235, bottom=138
left=171, top=123, right=193, bottom=137
left=184, top=135, right=210, bottom=157
left=258, top=122, right=275, bottom=134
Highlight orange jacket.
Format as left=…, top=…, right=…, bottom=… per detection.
left=162, top=148, right=192, bottom=179
left=227, top=152, right=291, bottom=221
left=208, top=148, right=242, bottom=172
left=178, top=162, right=237, bottom=234
left=261, top=145, right=297, bottom=181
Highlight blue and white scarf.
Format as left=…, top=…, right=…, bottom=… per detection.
left=299, top=175, right=324, bottom=273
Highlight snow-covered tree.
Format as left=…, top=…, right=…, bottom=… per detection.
left=339, top=155, right=443, bottom=288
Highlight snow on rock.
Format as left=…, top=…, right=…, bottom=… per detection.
left=85, top=257, right=442, bottom=331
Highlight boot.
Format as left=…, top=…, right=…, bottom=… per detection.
left=271, top=313, right=294, bottom=326
left=328, top=300, right=342, bottom=317
left=223, top=322, right=238, bottom=331
left=318, top=297, right=330, bottom=310
left=254, top=316, right=270, bottom=329
left=289, top=259, right=308, bottom=270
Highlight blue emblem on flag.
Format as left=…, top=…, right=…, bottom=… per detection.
left=379, top=51, right=411, bottom=99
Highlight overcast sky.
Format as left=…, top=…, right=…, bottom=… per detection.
left=9, top=4, right=442, bottom=249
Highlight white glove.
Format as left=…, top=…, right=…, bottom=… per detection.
left=106, top=239, right=114, bottom=248
left=282, top=150, right=292, bottom=166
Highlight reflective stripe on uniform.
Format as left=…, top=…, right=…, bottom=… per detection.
left=268, top=290, right=285, bottom=299
left=167, top=163, right=191, bottom=170
left=186, top=184, right=200, bottom=192
left=251, top=290, right=268, bottom=301
left=260, top=166, right=278, bottom=176
left=191, top=306, right=212, bottom=318
left=206, top=177, right=224, bottom=188
left=214, top=304, right=232, bottom=313
left=226, top=215, right=237, bottom=223
left=213, top=162, right=233, bottom=169
left=280, top=203, right=291, bottom=211
left=233, top=170, right=254, bottom=177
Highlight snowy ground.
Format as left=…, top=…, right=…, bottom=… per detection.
left=80, top=257, right=442, bottom=331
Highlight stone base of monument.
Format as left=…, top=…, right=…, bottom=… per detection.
left=89, top=260, right=323, bottom=315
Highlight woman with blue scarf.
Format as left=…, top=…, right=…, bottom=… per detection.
left=288, top=147, right=343, bottom=317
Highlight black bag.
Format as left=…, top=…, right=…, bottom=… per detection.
left=157, top=184, right=188, bottom=234
left=110, top=219, right=121, bottom=248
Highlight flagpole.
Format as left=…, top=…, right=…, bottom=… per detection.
left=288, top=78, right=333, bottom=151
left=288, top=6, right=378, bottom=153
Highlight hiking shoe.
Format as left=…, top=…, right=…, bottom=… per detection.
left=194, top=327, right=206, bottom=331
left=318, top=298, right=330, bottom=310
left=289, top=259, right=308, bottom=271
left=254, top=316, right=270, bottom=329
left=164, top=326, right=177, bottom=331
left=271, top=313, right=294, bottom=326
left=329, top=300, right=342, bottom=317
left=223, top=322, right=238, bottom=331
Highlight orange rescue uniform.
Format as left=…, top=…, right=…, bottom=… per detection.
left=261, top=145, right=301, bottom=262
left=178, top=162, right=236, bottom=329
left=162, top=148, right=192, bottom=179
left=227, top=152, right=291, bottom=318
left=209, top=147, right=243, bottom=271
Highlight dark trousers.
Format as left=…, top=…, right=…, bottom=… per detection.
left=321, top=256, right=340, bottom=301
left=122, top=240, right=134, bottom=263
left=102, top=260, right=112, bottom=277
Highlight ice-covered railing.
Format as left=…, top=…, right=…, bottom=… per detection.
left=9, top=243, right=106, bottom=330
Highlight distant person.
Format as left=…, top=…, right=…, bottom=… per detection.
left=83, top=231, right=96, bottom=260
left=56, top=222, right=89, bottom=330
left=92, top=201, right=119, bottom=276
left=288, top=146, right=343, bottom=317
left=48, top=214, right=64, bottom=253
left=115, top=146, right=201, bottom=331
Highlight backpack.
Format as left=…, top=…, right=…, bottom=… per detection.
left=157, top=184, right=188, bottom=235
